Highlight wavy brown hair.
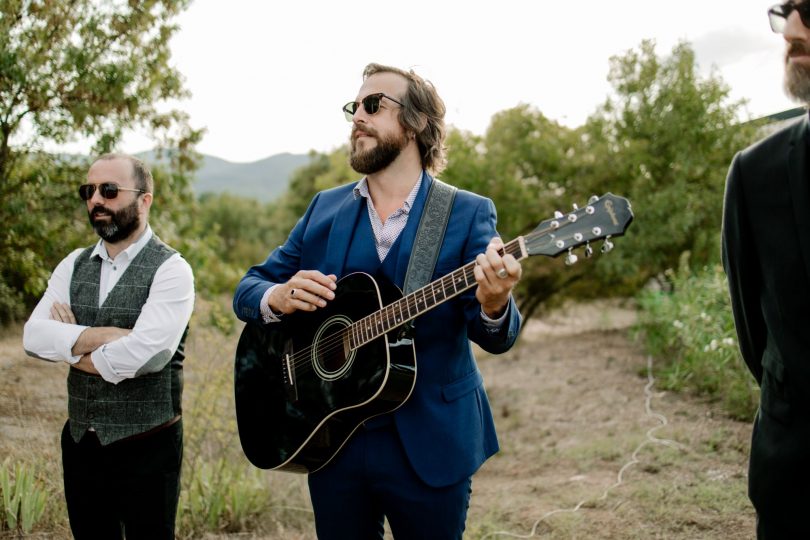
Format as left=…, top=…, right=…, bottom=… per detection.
left=362, top=63, right=448, bottom=175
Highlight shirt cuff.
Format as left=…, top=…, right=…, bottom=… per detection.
left=91, top=346, right=124, bottom=384
left=480, top=301, right=510, bottom=330
left=64, top=324, right=90, bottom=364
left=260, top=285, right=284, bottom=323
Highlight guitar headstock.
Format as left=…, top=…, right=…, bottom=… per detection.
left=524, top=193, right=633, bottom=261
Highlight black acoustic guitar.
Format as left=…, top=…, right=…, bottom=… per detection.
left=234, top=193, right=633, bottom=472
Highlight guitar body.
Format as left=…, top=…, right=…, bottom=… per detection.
left=234, top=272, right=417, bottom=473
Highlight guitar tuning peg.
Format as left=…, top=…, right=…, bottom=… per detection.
left=588, top=195, right=599, bottom=204
left=554, top=211, right=564, bottom=219
left=601, top=236, right=614, bottom=254
left=565, top=248, right=578, bottom=266
left=584, top=242, right=594, bottom=258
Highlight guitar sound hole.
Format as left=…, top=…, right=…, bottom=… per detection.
left=317, top=341, right=346, bottom=372
left=311, top=315, right=355, bottom=381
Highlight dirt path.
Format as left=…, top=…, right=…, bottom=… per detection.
left=0, top=301, right=755, bottom=539
left=470, top=301, right=753, bottom=539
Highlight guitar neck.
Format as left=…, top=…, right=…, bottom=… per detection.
left=348, top=237, right=528, bottom=350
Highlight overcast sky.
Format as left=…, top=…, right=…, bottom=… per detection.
left=111, top=0, right=798, bottom=162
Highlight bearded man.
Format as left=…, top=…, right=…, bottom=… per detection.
left=722, top=2, right=810, bottom=538
left=23, top=153, right=194, bottom=539
left=233, top=63, right=522, bottom=539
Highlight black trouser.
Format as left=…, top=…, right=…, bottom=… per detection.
left=61, top=419, right=183, bottom=540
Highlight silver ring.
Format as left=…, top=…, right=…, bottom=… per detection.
left=290, top=288, right=296, bottom=297
left=497, top=268, right=508, bottom=279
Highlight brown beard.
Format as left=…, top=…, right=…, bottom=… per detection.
left=349, top=127, right=409, bottom=175
left=784, top=41, right=810, bottom=103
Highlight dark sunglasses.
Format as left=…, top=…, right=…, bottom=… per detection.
left=342, top=93, right=404, bottom=122
left=769, top=1, right=810, bottom=33
left=78, top=182, right=146, bottom=201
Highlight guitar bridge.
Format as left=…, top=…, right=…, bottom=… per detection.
left=281, top=352, right=298, bottom=402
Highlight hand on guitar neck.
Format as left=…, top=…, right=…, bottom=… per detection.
left=473, top=236, right=522, bottom=318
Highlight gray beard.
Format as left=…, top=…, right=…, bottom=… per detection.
left=785, top=61, right=810, bottom=104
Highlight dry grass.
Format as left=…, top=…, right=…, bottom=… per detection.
left=0, top=299, right=755, bottom=539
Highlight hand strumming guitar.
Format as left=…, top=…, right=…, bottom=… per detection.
left=268, top=270, right=337, bottom=315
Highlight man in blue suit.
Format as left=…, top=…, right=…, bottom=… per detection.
left=233, top=63, right=523, bottom=539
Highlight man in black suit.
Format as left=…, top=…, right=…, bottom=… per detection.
left=722, top=2, right=810, bottom=538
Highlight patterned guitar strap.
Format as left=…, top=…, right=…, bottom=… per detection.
left=402, top=178, right=457, bottom=299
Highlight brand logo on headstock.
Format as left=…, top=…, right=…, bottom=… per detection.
left=605, top=200, right=619, bottom=226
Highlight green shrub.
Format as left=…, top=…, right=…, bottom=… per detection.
left=635, top=253, right=759, bottom=420
left=178, top=457, right=268, bottom=538
left=0, top=458, right=48, bottom=534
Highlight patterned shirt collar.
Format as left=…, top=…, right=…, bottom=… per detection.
left=353, top=172, right=424, bottom=213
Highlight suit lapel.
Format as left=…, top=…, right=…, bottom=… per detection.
left=787, top=116, right=810, bottom=282
left=392, top=173, right=432, bottom=287
left=323, top=188, right=364, bottom=277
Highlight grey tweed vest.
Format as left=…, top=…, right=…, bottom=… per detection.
left=67, top=235, right=188, bottom=445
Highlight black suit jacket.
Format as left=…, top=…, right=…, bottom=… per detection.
left=723, top=114, right=810, bottom=396
left=722, top=114, right=810, bottom=524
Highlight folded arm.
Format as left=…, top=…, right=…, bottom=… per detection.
left=23, top=251, right=194, bottom=384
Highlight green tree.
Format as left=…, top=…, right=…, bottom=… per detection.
left=270, top=147, right=355, bottom=241
left=582, top=40, right=762, bottom=289
left=443, top=41, right=761, bottom=317
left=0, top=0, right=201, bottom=321
left=444, top=108, right=589, bottom=317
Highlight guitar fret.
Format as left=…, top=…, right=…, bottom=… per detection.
left=434, top=280, right=446, bottom=302
left=385, top=305, right=395, bottom=329
left=455, top=268, right=465, bottom=290
left=443, top=274, right=454, bottom=296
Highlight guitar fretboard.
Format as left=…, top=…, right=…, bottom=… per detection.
left=348, top=237, right=527, bottom=350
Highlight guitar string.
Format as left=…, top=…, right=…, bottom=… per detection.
left=481, top=355, right=687, bottom=539
left=283, top=204, right=614, bottom=375
left=281, top=197, right=620, bottom=376
left=283, top=211, right=602, bottom=376
left=283, top=261, right=486, bottom=376
left=284, top=240, right=526, bottom=375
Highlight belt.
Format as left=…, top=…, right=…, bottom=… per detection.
left=123, top=414, right=182, bottom=442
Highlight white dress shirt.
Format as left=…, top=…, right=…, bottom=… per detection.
left=23, top=225, right=195, bottom=384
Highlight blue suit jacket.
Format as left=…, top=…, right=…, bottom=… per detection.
left=233, top=173, right=522, bottom=487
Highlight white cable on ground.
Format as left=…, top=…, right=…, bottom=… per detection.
left=482, top=355, right=687, bottom=539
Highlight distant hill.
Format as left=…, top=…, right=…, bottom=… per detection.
left=137, top=150, right=313, bottom=202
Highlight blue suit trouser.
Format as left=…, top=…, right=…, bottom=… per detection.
left=307, top=420, right=472, bottom=540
